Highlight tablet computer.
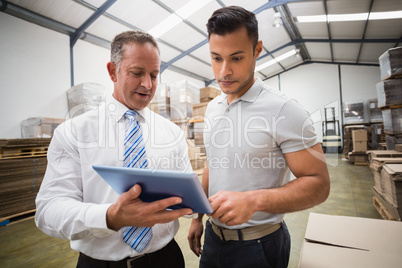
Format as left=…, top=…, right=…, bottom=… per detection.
left=93, top=165, right=212, bottom=214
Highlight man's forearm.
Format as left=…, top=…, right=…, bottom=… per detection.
left=251, top=175, right=330, bottom=214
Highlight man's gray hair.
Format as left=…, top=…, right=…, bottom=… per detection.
left=110, top=30, right=159, bottom=71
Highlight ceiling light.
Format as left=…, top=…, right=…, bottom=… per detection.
left=272, top=12, right=283, bottom=28
left=148, top=0, right=213, bottom=38
left=369, top=10, right=402, bottom=20
left=296, top=10, right=402, bottom=23
left=255, top=49, right=297, bottom=72
left=148, top=14, right=182, bottom=38
left=294, top=49, right=301, bottom=58
left=176, top=0, right=213, bottom=19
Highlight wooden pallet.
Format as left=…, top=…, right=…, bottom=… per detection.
left=373, top=196, right=396, bottom=221
left=0, top=209, right=36, bottom=226
left=0, top=147, right=48, bottom=159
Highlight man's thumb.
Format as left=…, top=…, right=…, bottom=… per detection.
left=131, top=184, right=142, bottom=198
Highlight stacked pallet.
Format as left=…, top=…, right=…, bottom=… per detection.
left=381, top=164, right=402, bottom=209
left=0, top=138, right=50, bottom=222
left=188, top=86, right=221, bottom=171
left=343, top=125, right=365, bottom=159
left=348, top=129, right=368, bottom=165
left=67, top=82, right=106, bottom=118
left=377, top=47, right=402, bottom=150
left=148, top=83, right=170, bottom=119
left=371, top=46, right=402, bottom=221
left=367, top=153, right=402, bottom=195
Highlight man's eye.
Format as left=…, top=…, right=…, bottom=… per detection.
left=130, top=72, right=141, bottom=76
left=212, top=57, right=222, bottom=62
left=233, top=57, right=242, bottom=61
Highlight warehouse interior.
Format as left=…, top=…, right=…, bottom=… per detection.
left=0, top=0, right=402, bottom=267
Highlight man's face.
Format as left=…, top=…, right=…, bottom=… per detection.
left=209, top=27, right=262, bottom=103
left=108, top=42, right=160, bottom=110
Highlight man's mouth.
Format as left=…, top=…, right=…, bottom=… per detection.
left=135, top=92, right=150, bottom=97
left=219, top=80, right=236, bottom=86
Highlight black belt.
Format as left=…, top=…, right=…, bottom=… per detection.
left=79, top=239, right=176, bottom=268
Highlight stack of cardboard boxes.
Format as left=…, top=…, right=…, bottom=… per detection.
left=148, top=83, right=170, bottom=119
left=377, top=46, right=402, bottom=150
left=188, top=86, right=221, bottom=171
left=348, top=129, right=368, bottom=165
left=0, top=138, right=51, bottom=224
left=369, top=46, right=402, bottom=221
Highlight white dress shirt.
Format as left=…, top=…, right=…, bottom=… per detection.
left=35, top=95, right=192, bottom=261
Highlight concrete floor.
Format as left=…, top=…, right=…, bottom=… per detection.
left=0, top=154, right=382, bottom=268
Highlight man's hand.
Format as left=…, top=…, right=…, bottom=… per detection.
left=106, top=184, right=193, bottom=230
left=187, top=216, right=204, bottom=257
left=208, top=191, right=255, bottom=226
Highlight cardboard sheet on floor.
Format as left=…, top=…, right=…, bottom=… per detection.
left=298, top=213, right=402, bottom=268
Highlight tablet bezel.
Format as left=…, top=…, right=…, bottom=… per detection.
left=92, top=165, right=212, bottom=214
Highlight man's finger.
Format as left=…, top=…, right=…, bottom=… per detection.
left=155, top=208, right=193, bottom=224
left=195, top=236, right=202, bottom=257
left=146, top=196, right=183, bottom=213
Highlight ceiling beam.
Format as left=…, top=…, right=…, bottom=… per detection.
left=323, top=0, right=334, bottom=62
left=160, top=39, right=209, bottom=73
left=160, top=0, right=311, bottom=74
left=70, top=0, right=116, bottom=47
left=253, top=0, right=310, bottom=14
left=257, top=38, right=402, bottom=62
left=0, top=0, right=210, bottom=83
left=152, top=0, right=207, bottom=37
left=75, top=0, right=211, bottom=77
left=355, top=0, right=375, bottom=63
left=262, top=60, right=380, bottom=81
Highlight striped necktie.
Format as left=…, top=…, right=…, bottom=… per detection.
left=122, top=110, right=152, bottom=253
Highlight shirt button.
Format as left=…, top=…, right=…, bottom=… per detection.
left=226, top=108, right=230, bottom=112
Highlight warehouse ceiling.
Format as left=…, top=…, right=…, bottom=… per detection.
left=1, top=0, right=402, bottom=86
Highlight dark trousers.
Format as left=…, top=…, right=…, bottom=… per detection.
left=200, top=221, right=290, bottom=268
left=77, top=239, right=184, bottom=268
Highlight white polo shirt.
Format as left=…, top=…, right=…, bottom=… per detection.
left=204, top=78, right=318, bottom=229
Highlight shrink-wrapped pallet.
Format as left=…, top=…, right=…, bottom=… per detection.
left=67, top=83, right=106, bottom=118
left=379, top=47, right=402, bottom=81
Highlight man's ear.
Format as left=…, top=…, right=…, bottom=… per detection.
left=255, top=40, right=263, bottom=58
left=107, top=62, right=117, bottom=82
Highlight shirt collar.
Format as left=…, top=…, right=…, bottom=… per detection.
left=106, top=94, right=151, bottom=123
left=217, top=78, right=264, bottom=105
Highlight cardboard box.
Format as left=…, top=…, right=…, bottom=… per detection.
left=353, top=141, right=367, bottom=152
left=369, top=157, right=402, bottom=195
left=367, top=150, right=402, bottom=162
left=382, top=108, right=402, bottom=134
left=352, top=130, right=367, bottom=142
left=192, top=102, right=209, bottom=118
left=298, top=213, right=402, bottom=268
left=21, top=117, right=65, bottom=138
left=200, top=86, right=221, bottom=101
left=376, top=79, right=402, bottom=108
left=373, top=186, right=402, bottom=221
left=395, top=144, right=402, bottom=152
left=381, top=164, right=402, bottom=207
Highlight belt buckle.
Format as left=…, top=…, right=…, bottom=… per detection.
left=126, top=255, right=144, bottom=268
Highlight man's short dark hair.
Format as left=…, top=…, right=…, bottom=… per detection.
left=206, top=6, right=259, bottom=49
